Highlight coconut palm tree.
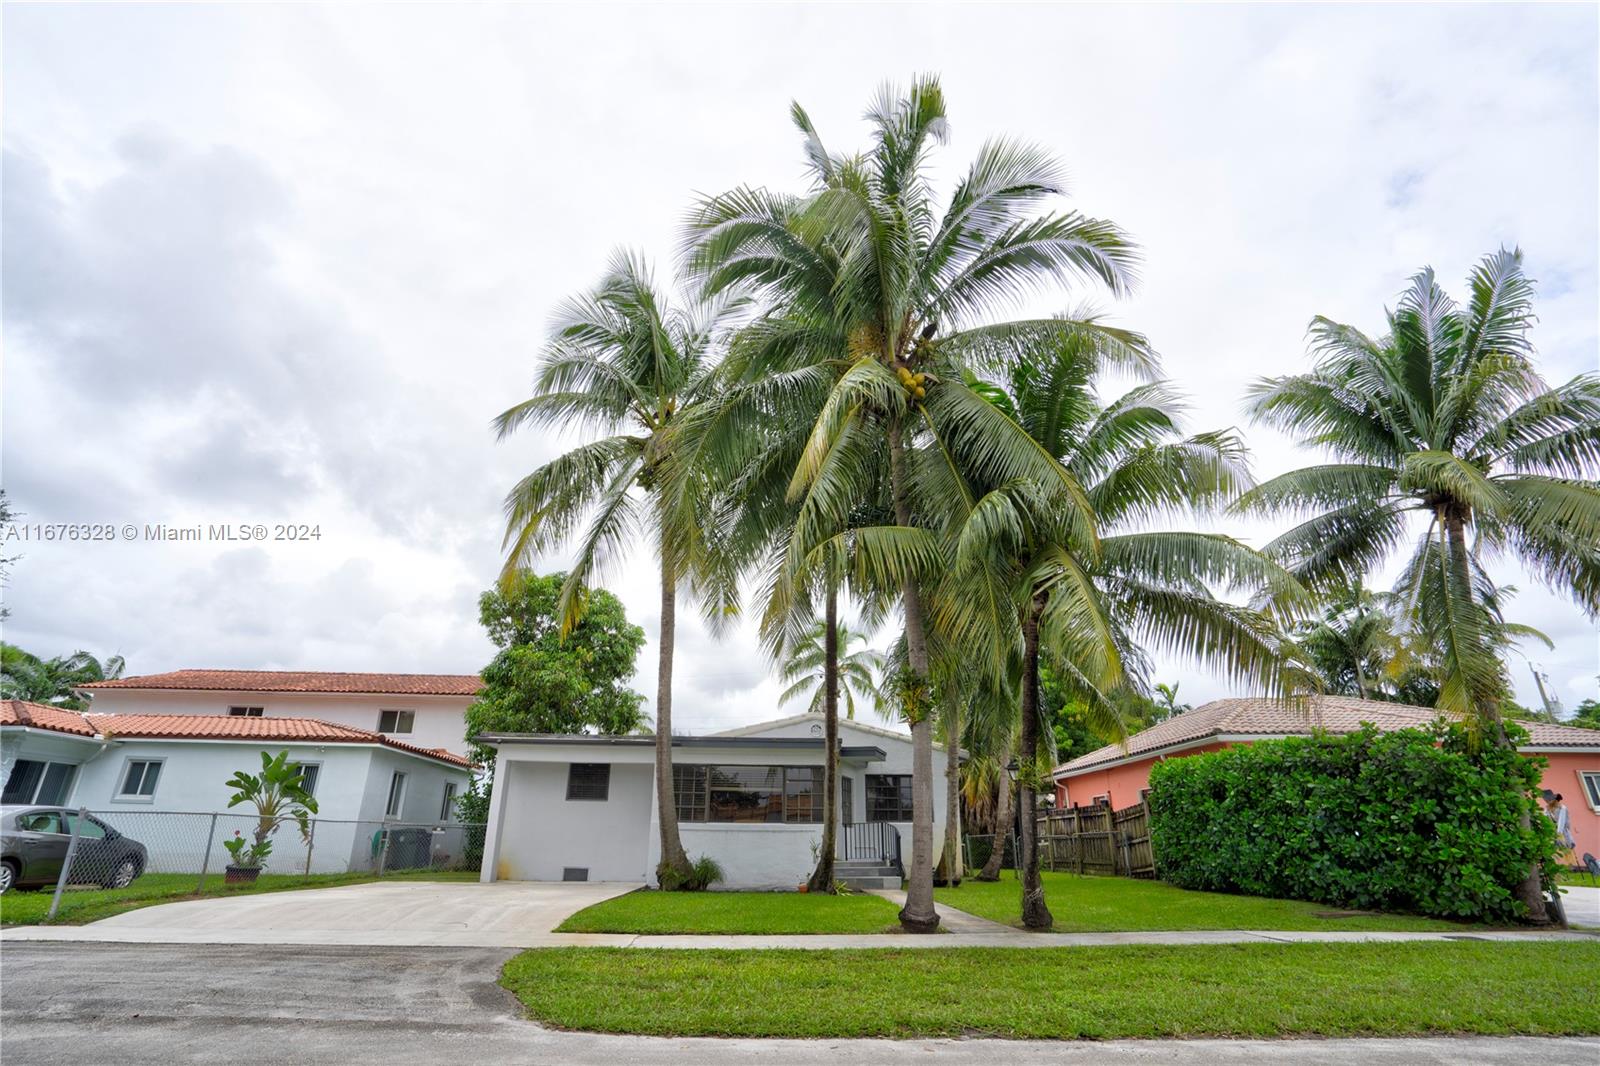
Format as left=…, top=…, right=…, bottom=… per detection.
left=1239, top=247, right=1600, bottom=921
left=778, top=620, right=885, bottom=720
left=685, top=76, right=1141, bottom=932
left=494, top=251, right=744, bottom=885
left=1, top=645, right=126, bottom=709
left=947, top=320, right=1310, bottom=928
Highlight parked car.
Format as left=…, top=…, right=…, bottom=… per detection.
left=0, top=806, right=148, bottom=893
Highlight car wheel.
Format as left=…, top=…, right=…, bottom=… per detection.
left=104, top=858, right=139, bottom=889
left=0, top=860, right=16, bottom=894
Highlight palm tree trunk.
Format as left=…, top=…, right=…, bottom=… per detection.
left=976, top=753, right=1013, bottom=881
left=939, top=702, right=962, bottom=885
left=654, top=554, right=691, bottom=882
left=889, top=420, right=940, bottom=933
left=806, top=584, right=840, bottom=893
left=1018, top=591, right=1054, bottom=930
left=1443, top=511, right=1550, bottom=925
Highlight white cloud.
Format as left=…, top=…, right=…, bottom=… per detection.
left=3, top=4, right=1595, bottom=730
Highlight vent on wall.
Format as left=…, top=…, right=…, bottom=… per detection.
left=561, top=867, right=589, bottom=882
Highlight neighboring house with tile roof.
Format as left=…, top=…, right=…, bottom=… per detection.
left=78, top=669, right=483, bottom=758
left=1, top=701, right=473, bottom=875
left=1051, top=694, right=1600, bottom=861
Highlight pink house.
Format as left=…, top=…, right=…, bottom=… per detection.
left=1052, top=695, right=1600, bottom=862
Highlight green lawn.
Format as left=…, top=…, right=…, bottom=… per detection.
left=502, top=941, right=1600, bottom=1039
left=1, top=868, right=479, bottom=926
left=935, top=871, right=1471, bottom=932
left=556, top=888, right=902, bottom=934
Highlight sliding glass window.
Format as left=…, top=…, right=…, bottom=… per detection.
left=673, top=765, right=823, bottom=824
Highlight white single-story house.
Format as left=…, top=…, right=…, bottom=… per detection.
left=1, top=699, right=474, bottom=875
left=476, top=712, right=954, bottom=890
left=78, top=669, right=483, bottom=757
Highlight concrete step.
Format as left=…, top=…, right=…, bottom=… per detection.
left=840, top=875, right=901, bottom=891
left=835, top=863, right=899, bottom=876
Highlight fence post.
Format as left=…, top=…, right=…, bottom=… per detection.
left=304, top=818, right=317, bottom=878
left=376, top=829, right=390, bottom=877
left=195, top=812, right=219, bottom=894
left=47, top=807, right=87, bottom=922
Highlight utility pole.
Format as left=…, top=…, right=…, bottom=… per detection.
left=1529, top=663, right=1562, bottom=721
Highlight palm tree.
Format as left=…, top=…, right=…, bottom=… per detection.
left=685, top=77, right=1141, bottom=931
left=778, top=620, right=885, bottom=720
left=948, top=321, right=1309, bottom=928
left=494, top=251, right=743, bottom=885
left=1239, top=248, right=1600, bottom=921
left=1, top=646, right=126, bottom=709
left=1153, top=682, right=1190, bottom=719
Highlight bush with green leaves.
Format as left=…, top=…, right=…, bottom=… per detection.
left=657, top=855, right=725, bottom=892
left=1148, top=722, right=1557, bottom=923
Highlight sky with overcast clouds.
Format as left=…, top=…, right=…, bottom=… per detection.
left=3, top=3, right=1596, bottom=734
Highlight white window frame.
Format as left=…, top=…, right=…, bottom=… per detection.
left=385, top=771, right=408, bottom=819
left=378, top=710, right=416, bottom=735
left=2, top=759, right=77, bottom=806
left=1579, top=770, right=1600, bottom=814
left=290, top=761, right=322, bottom=797
left=439, top=781, right=458, bottom=821
left=114, top=757, right=165, bottom=803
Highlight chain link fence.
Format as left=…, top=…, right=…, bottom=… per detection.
left=963, top=832, right=1018, bottom=874
left=7, top=807, right=485, bottom=923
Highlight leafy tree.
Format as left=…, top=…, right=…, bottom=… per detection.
left=685, top=76, right=1140, bottom=932
left=1570, top=698, right=1600, bottom=731
left=494, top=254, right=741, bottom=884
left=1239, top=248, right=1600, bottom=921
left=1, top=645, right=126, bottom=709
left=778, top=620, right=885, bottom=720
left=1153, top=682, right=1190, bottom=718
left=462, top=572, right=646, bottom=816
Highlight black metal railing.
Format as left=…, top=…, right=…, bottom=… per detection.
left=837, top=821, right=901, bottom=871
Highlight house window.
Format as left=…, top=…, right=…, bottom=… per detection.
left=1092, top=794, right=1110, bottom=808
left=117, top=759, right=163, bottom=800
left=865, top=774, right=913, bottom=822
left=1580, top=771, right=1600, bottom=813
left=385, top=771, right=407, bottom=818
left=565, top=763, right=611, bottom=801
left=378, top=710, right=415, bottom=734
left=841, top=775, right=854, bottom=824
left=671, top=765, right=824, bottom=824
left=2, top=760, right=77, bottom=806
left=291, top=763, right=320, bottom=797
left=228, top=706, right=264, bottom=717
left=440, top=782, right=458, bottom=821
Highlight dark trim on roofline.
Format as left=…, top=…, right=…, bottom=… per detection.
left=472, top=733, right=887, bottom=760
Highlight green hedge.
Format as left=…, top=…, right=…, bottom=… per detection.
left=1147, top=722, right=1556, bottom=923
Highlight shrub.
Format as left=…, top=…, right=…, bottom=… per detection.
left=657, top=855, right=725, bottom=892
left=1148, top=721, right=1557, bottom=923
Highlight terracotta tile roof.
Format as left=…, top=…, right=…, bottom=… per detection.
left=0, top=703, right=469, bottom=768
left=0, top=700, right=97, bottom=737
left=1055, top=695, right=1600, bottom=776
left=80, top=669, right=482, bottom=697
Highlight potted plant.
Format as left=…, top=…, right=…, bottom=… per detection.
left=222, top=750, right=318, bottom=885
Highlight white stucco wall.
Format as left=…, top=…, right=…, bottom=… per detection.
left=81, top=689, right=474, bottom=756
left=489, top=759, right=653, bottom=882
left=11, top=735, right=469, bottom=876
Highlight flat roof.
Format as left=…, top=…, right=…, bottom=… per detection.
left=472, top=733, right=886, bottom=760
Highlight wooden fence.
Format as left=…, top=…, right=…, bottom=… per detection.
left=1036, top=801, right=1156, bottom=878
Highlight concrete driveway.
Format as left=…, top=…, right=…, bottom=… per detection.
left=5, top=942, right=1597, bottom=1066
left=2, top=880, right=639, bottom=948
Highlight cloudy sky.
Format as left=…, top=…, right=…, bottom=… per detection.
left=4, top=3, right=1596, bottom=733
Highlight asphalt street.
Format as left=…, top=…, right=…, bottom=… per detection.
left=2, top=942, right=1595, bottom=1065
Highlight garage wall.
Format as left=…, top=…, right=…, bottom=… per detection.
left=495, top=760, right=652, bottom=882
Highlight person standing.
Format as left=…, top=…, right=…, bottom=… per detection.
left=1543, top=789, right=1577, bottom=867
